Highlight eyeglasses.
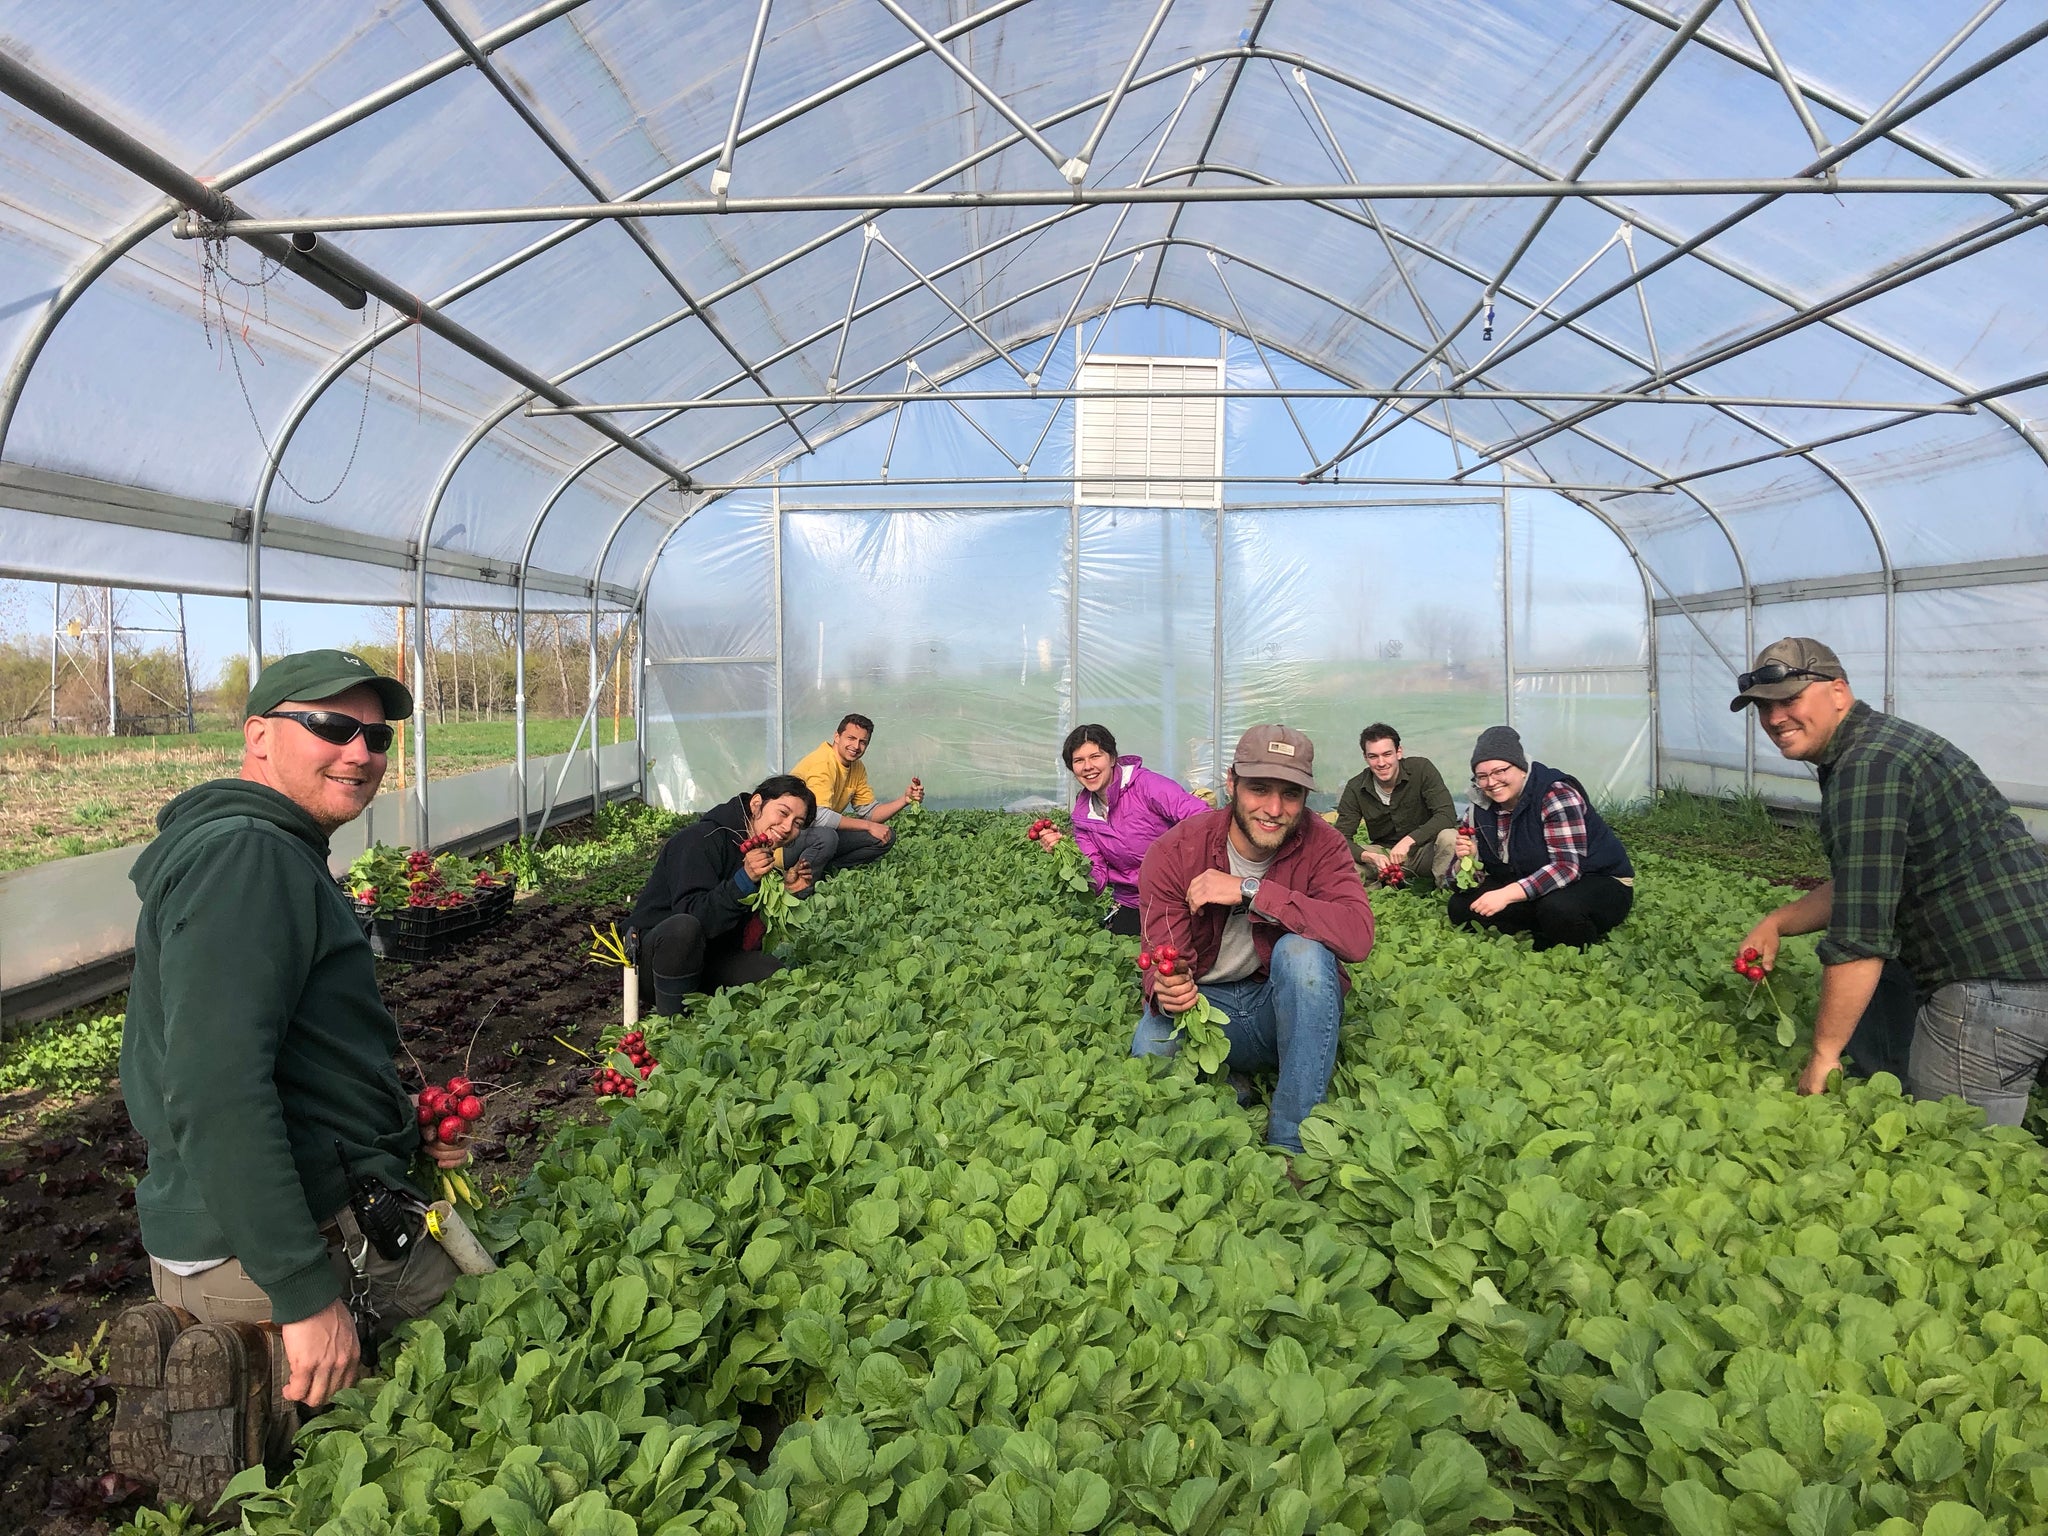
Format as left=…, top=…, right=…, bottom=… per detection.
left=263, top=710, right=395, bottom=753
left=1471, top=767, right=1519, bottom=787
left=1736, top=662, right=1832, bottom=693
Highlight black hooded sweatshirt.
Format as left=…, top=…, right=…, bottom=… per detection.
left=628, top=795, right=756, bottom=953
left=124, top=780, right=419, bottom=1324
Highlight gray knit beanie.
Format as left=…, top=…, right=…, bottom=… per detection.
left=1471, top=725, right=1527, bottom=773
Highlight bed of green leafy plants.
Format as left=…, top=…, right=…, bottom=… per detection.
left=504, top=800, right=692, bottom=907
left=199, top=810, right=2048, bottom=1536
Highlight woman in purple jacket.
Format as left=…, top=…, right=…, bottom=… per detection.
left=1037, top=724, right=1211, bottom=936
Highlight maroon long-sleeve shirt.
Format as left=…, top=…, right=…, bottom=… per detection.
left=1135, top=806, right=1374, bottom=1000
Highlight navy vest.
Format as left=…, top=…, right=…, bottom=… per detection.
left=1474, top=761, right=1633, bottom=884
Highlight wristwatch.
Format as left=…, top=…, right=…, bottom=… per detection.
left=1238, top=876, right=1261, bottom=910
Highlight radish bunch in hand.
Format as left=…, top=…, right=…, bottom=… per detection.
left=416, top=1075, right=483, bottom=1207
left=1134, top=944, right=1229, bottom=1071
left=417, top=1075, right=484, bottom=1146
left=1135, top=944, right=1181, bottom=975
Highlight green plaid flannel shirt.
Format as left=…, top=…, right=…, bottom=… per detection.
left=1816, top=700, right=2048, bottom=991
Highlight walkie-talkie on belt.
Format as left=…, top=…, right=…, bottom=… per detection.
left=333, top=1139, right=422, bottom=1262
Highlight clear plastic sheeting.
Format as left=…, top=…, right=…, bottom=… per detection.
left=1655, top=607, right=1752, bottom=795
left=1894, top=583, right=2048, bottom=810
left=0, top=0, right=2044, bottom=822
left=645, top=661, right=777, bottom=814
left=1073, top=506, right=1218, bottom=790
left=632, top=332, right=1655, bottom=814
left=781, top=507, right=1072, bottom=810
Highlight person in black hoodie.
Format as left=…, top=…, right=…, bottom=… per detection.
left=112, top=650, right=473, bottom=1509
left=1448, top=725, right=1635, bottom=950
left=629, top=773, right=818, bottom=1011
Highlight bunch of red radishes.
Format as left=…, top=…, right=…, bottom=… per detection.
left=403, top=850, right=468, bottom=911
left=417, top=1074, right=484, bottom=1145
left=1136, top=944, right=1182, bottom=976
left=738, top=833, right=770, bottom=855
left=592, top=1030, right=657, bottom=1097
left=1026, top=818, right=1054, bottom=842
left=1733, top=945, right=1767, bottom=983
left=1379, top=862, right=1407, bottom=887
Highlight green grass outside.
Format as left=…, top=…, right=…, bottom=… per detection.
left=0, top=717, right=636, bottom=873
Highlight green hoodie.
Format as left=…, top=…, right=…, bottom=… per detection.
left=124, top=779, right=420, bottom=1324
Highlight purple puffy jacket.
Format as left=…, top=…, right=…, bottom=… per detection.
left=1069, top=756, right=1211, bottom=908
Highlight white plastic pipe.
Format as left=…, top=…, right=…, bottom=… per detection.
left=428, top=1201, right=498, bottom=1275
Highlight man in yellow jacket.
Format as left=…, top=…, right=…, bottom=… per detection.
left=786, top=713, right=923, bottom=878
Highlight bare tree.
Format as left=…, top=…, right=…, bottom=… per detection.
left=1405, top=603, right=1485, bottom=667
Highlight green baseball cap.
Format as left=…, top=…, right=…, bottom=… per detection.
left=246, top=648, right=414, bottom=721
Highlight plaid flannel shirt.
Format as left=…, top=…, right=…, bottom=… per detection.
left=1487, top=779, right=1588, bottom=900
left=1816, top=700, right=2048, bottom=991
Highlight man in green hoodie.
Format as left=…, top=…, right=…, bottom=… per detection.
left=110, top=649, right=470, bottom=1508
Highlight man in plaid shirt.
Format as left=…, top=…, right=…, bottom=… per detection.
left=1736, top=637, right=2048, bottom=1122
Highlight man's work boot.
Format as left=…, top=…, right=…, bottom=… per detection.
left=246, top=1323, right=300, bottom=1471
left=162, top=1322, right=270, bottom=1511
left=106, top=1301, right=193, bottom=1490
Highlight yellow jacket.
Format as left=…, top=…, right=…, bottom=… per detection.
left=791, top=739, right=875, bottom=816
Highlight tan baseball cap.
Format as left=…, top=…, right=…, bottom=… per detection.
left=1230, top=723, right=1315, bottom=789
left=1729, top=637, right=1847, bottom=712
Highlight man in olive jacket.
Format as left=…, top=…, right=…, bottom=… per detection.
left=112, top=650, right=470, bottom=1508
left=1332, top=722, right=1459, bottom=886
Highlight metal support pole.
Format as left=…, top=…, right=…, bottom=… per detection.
left=1499, top=485, right=1514, bottom=729
left=1636, top=555, right=1661, bottom=794
left=1743, top=600, right=1756, bottom=795
left=411, top=595, right=430, bottom=845
left=634, top=603, right=648, bottom=802
left=174, top=173, right=2048, bottom=237
left=177, top=594, right=194, bottom=733
left=1210, top=330, right=1226, bottom=790
left=772, top=470, right=786, bottom=770
left=870, top=0, right=1080, bottom=180
left=1211, top=501, right=1226, bottom=795
left=712, top=0, right=776, bottom=198
left=104, top=587, right=117, bottom=737
left=514, top=592, right=529, bottom=842
left=48, top=584, right=58, bottom=731
left=588, top=598, right=603, bottom=821
left=1069, top=0, right=1178, bottom=182
left=1066, top=336, right=1082, bottom=741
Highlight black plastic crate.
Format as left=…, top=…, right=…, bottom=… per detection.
left=366, top=880, right=515, bottom=964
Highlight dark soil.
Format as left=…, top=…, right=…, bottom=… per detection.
left=0, top=887, right=635, bottom=1534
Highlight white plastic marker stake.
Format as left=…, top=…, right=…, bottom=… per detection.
left=426, top=1201, right=497, bottom=1275
left=623, top=965, right=640, bottom=1027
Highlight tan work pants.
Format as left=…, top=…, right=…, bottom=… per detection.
left=149, top=1208, right=461, bottom=1343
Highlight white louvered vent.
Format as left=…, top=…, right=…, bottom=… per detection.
left=1075, top=355, right=1223, bottom=508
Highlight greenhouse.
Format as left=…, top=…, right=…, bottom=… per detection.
left=3, top=2, right=2048, bottom=1533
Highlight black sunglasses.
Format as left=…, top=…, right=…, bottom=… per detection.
left=263, top=710, right=396, bottom=753
left=1736, top=663, right=1833, bottom=694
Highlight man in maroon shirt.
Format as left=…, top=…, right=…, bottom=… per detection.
left=1133, top=725, right=1375, bottom=1151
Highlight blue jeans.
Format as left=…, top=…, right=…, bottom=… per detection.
left=1907, top=979, right=2048, bottom=1127
left=1129, top=933, right=1342, bottom=1153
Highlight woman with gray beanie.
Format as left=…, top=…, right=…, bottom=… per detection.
left=1448, top=725, right=1634, bottom=949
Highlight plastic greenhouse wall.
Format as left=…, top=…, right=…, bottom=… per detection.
left=643, top=320, right=1654, bottom=817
